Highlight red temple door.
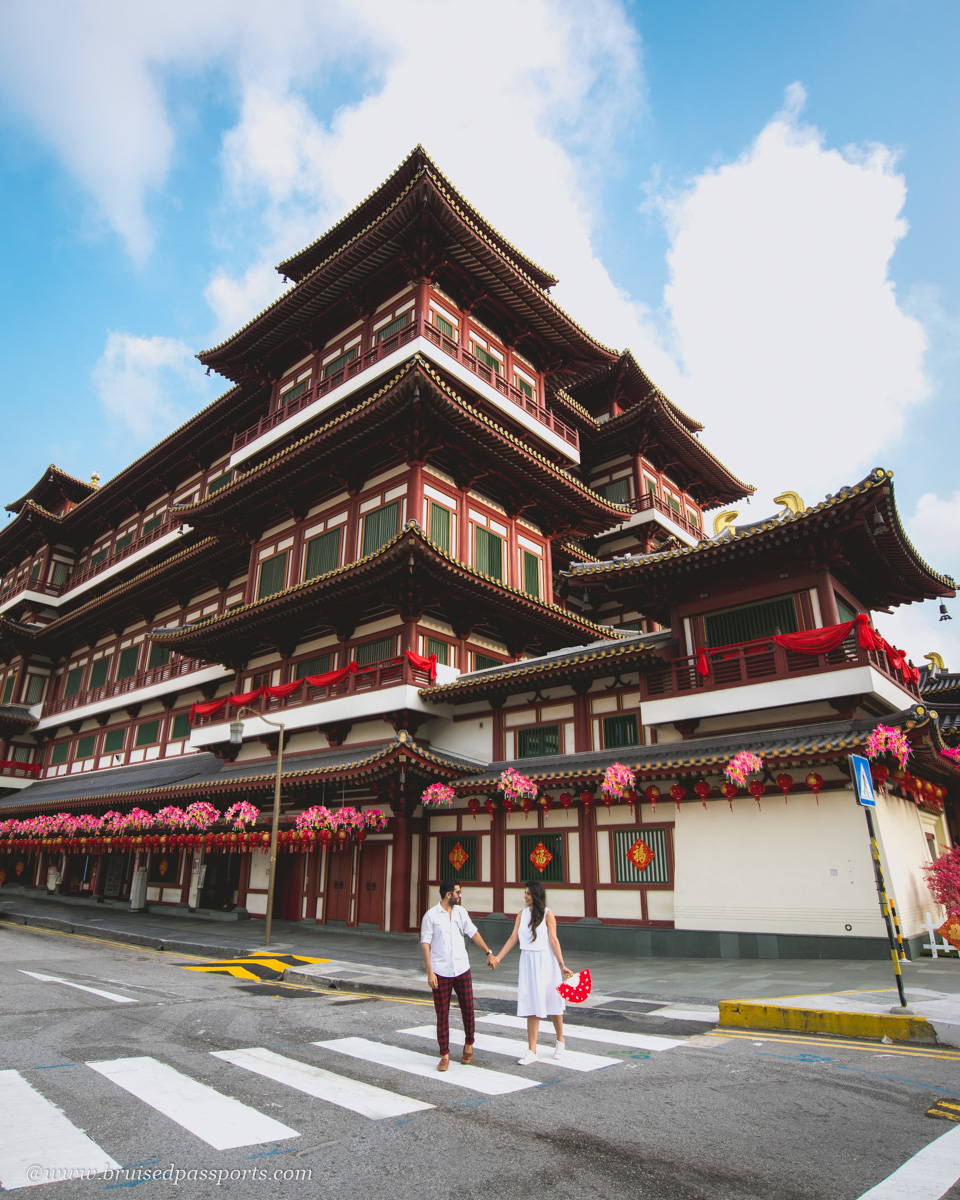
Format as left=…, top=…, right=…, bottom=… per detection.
left=325, top=849, right=353, bottom=923
left=274, top=853, right=304, bottom=921
left=356, top=844, right=387, bottom=929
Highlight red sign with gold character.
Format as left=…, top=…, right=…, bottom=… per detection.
left=529, top=841, right=553, bottom=872
left=626, top=837, right=655, bottom=872
left=448, top=842, right=469, bottom=872
left=939, top=912, right=960, bottom=953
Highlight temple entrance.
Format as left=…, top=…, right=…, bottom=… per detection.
left=199, top=854, right=241, bottom=911
left=274, top=852, right=304, bottom=922
left=325, top=848, right=353, bottom=924
left=101, top=853, right=132, bottom=900
left=356, top=844, right=387, bottom=929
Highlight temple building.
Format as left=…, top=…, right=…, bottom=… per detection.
left=0, top=148, right=956, bottom=957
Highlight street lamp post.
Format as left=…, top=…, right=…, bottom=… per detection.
left=230, top=707, right=286, bottom=949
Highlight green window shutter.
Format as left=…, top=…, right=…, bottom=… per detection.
left=90, top=548, right=107, bottom=568
left=141, top=515, right=163, bottom=536
left=361, top=502, right=399, bottom=557
left=704, top=596, right=798, bottom=647
left=425, top=637, right=449, bottom=665
left=12, top=744, right=31, bottom=762
left=429, top=503, right=451, bottom=554
left=598, top=478, right=631, bottom=505
left=24, top=675, right=45, bottom=704
left=257, top=552, right=288, bottom=600
left=516, top=376, right=534, bottom=400
left=322, top=346, right=358, bottom=379
left=114, top=532, right=133, bottom=553
left=473, top=653, right=502, bottom=671
left=522, top=550, right=540, bottom=599
left=668, top=495, right=681, bottom=514
left=279, top=380, right=306, bottom=406
left=135, top=720, right=160, bottom=747
left=517, top=724, right=560, bottom=758
left=475, top=527, right=503, bottom=580
left=836, top=596, right=858, bottom=624
left=50, top=560, right=71, bottom=587
left=208, top=470, right=234, bottom=495
left=147, top=643, right=170, bottom=670
left=88, top=657, right=111, bottom=690
left=295, top=654, right=332, bottom=680
left=30, top=560, right=41, bottom=580
left=602, top=713, right=639, bottom=750
left=304, top=529, right=341, bottom=580
left=437, top=834, right=478, bottom=882
left=50, top=742, right=68, bottom=765
left=64, top=667, right=84, bottom=697
left=103, top=728, right=125, bottom=754
left=76, top=735, right=96, bottom=759
left=116, top=647, right=140, bottom=679
left=519, top=832, right=564, bottom=883
left=613, top=827, right=671, bottom=885
left=171, top=713, right=191, bottom=740
left=474, top=345, right=501, bottom=374
left=375, top=311, right=411, bottom=342
left=434, top=313, right=455, bottom=339
left=2, top=676, right=14, bottom=705
left=356, top=636, right=395, bottom=666
left=646, top=479, right=658, bottom=496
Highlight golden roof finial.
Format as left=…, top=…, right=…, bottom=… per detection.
left=773, top=490, right=804, bottom=516
left=712, top=510, right=739, bottom=537
left=924, top=652, right=945, bottom=673
left=90, top=471, right=100, bottom=488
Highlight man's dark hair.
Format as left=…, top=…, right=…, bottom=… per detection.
left=439, top=879, right=459, bottom=899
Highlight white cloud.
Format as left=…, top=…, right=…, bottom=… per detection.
left=91, top=332, right=213, bottom=442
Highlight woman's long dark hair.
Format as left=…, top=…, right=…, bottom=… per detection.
left=526, top=880, right=547, bottom=931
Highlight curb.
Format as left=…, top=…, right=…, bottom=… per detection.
left=718, top=999, right=940, bottom=1045
left=0, top=908, right=250, bottom=960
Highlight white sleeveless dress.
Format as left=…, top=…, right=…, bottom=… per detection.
left=516, top=907, right=564, bottom=1017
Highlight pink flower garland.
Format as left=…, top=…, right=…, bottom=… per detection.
left=865, top=724, right=911, bottom=769
left=225, top=801, right=260, bottom=829
left=725, top=751, right=763, bottom=787
left=601, top=762, right=635, bottom=800
left=421, top=783, right=455, bottom=808
left=498, top=768, right=537, bottom=802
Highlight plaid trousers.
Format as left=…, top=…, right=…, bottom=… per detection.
left=433, top=969, right=475, bottom=1055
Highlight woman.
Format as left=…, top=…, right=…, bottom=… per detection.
left=492, top=880, right=573, bottom=1064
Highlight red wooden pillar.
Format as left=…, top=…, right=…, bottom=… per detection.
left=179, top=850, right=193, bottom=904
left=491, top=805, right=505, bottom=915
left=408, top=460, right=424, bottom=530
left=491, top=701, right=505, bottom=762
left=579, top=799, right=598, bottom=919
left=458, top=486, right=470, bottom=568
left=345, top=490, right=361, bottom=565
left=573, top=685, right=591, bottom=753
left=815, top=568, right=840, bottom=627
left=543, top=537, right=554, bottom=605
left=415, top=279, right=431, bottom=328
left=390, top=811, right=413, bottom=933
left=236, top=852, right=251, bottom=910
left=305, top=846, right=319, bottom=920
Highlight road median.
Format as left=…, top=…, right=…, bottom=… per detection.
left=719, top=998, right=942, bottom=1045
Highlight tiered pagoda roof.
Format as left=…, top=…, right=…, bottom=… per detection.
left=6, top=465, right=97, bottom=516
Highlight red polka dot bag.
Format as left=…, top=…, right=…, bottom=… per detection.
left=556, top=968, right=592, bottom=1003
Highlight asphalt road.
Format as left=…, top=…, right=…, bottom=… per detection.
left=2, top=922, right=959, bottom=1200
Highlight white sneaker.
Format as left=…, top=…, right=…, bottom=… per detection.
left=517, top=1050, right=538, bottom=1066
left=553, top=1042, right=565, bottom=1060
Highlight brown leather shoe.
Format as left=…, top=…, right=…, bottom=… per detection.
left=437, top=1055, right=449, bottom=1072
left=461, top=1044, right=473, bottom=1065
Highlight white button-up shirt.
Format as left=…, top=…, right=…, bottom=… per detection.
left=420, top=902, right=478, bottom=978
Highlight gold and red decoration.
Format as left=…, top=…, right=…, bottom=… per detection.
left=579, top=790, right=594, bottom=811
left=644, top=784, right=660, bottom=814
left=805, top=772, right=824, bottom=804
left=720, top=782, right=738, bottom=811
left=484, top=798, right=497, bottom=818
left=559, top=793, right=573, bottom=810
left=937, top=913, right=960, bottom=953
left=670, top=784, right=685, bottom=813
left=694, top=781, right=711, bottom=809
left=529, top=841, right=553, bottom=873
left=776, top=773, right=794, bottom=804
left=448, top=842, right=470, bottom=872
left=748, top=779, right=765, bottom=810
left=626, top=837, right=655, bottom=872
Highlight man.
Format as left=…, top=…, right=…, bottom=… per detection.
left=420, top=880, right=497, bottom=1071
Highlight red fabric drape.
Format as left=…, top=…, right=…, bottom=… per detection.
left=695, top=647, right=710, bottom=677
left=303, top=662, right=358, bottom=689
left=406, top=649, right=438, bottom=681
left=229, top=687, right=265, bottom=706
left=263, top=679, right=304, bottom=700
left=189, top=697, right=229, bottom=723
left=772, top=618, right=857, bottom=655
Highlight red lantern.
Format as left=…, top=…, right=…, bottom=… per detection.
left=318, top=829, right=332, bottom=849
left=354, top=827, right=367, bottom=845
left=670, top=784, right=686, bottom=813
left=694, top=781, right=711, bottom=810
left=539, top=793, right=552, bottom=814
left=522, top=797, right=533, bottom=820
left=775, top=773, right=794, bottom=804
left=870, top=763, right=889, bottom=787
left=644, top=784, right=660, bottom=814
left=559, top=792, right=573, bottom=810
left=580, top=790, right=594, bottom=811
left=484, top=798, right=497, bottom=818
left=626, top=788, right=638, bottom=806
left=805, top=772, right=823, bottom=805
left=468, top=798, right=479, bottom=819
left=503, top=797, right=515, bottom=815
left=748, top=779, right=765, bottom=810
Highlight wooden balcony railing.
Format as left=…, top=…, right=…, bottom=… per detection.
left=191, top=656, right=434, bottom=728
left=640, top=636, right=921, bottom=702
left=46, top=656, right=206, bottom=716
left=630, top=493, right=703, bottom=541
left=231, top=315, right=580, bottom=454
left=69, top=516, right=177, bottom=591
left=0, top=577, right=66, bottom=606
left=0, top=759, right=42, bottom=778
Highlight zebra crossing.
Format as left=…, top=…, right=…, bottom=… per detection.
left=0, top=1018, right=690, bottom=1189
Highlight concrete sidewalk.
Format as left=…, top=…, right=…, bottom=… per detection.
left=3, top=892, right=959, bottom=1045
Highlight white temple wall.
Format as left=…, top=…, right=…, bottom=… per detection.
left=872, top=789, right=942, bottom=938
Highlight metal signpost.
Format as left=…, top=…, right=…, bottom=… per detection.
left=849, top=753, right=907, bottom=1008
left=231, top=708, right=286, bottom=949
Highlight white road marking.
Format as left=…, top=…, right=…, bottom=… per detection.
left=213, top=1047, right=434, bottom=1119
left=399, top=1025, right=619, bottom=1072
left=314, top=1037, right=538, bottom=1095
left=644, top=1005, right=721, bottom=1023
left=86, top=1056, right=298, bottom=1150
left=855, top=1124, right=960, bottom=1199
left=478, top=1013, right=687, bottom=1051
left=0, top=1068, right=120, bottom=1190
left=19, top=970, right=137, bottom=1004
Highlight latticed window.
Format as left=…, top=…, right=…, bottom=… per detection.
left=362, top=502, right=400, bottom=557
left=90, top=547, right=108, bottom=568
left=104, top=729, right=125, bottom=754
left=88, top=657, right=111, bottom=690
left=279, top=380, right=307, bottom=406
left=63, top=667, right=83, bottom=697
left=1, top=676, right=15, bottom=704
left=12, top=744, right=32, bottom=762
left=515, top=375, right=534, bottom=400
left=704, top=596, right=798, bottom=647
left=76, top=735, right=95, bottom=759
left=473, top=653, right=502, bottom=671
left=438, top=834, right=478, bottom=882
left=304, top=529, right=341, bottom=580
left=434, top=313, right=455, bottom=340
left=375, top=311, right=411, bottom=343
left=136, top=720, right=160, bottom=747
left=208, top=471, right=233, bottom=495
left=425, top=637, right=449, bottom=665
left=474, top=345, right=501, bottom=374
left=116, top=646, right=140, bottom=680
left=475, top=527, right=503, bottom=580
left=29, top=560, right=41, bottom=580
left=257, top=552, right=288, bottom=600
left=114, top=532, right=134, bottom=553
left=356, top=637, right=395, bottom=666
left=322, top=346, right=357, bottom=379
left=518, top=832, right=564, bottom=883
left=612, top=827, right=672, bottom=885
left=597, top=478, right=631, bottom=505
left=429, top=502, right=451, bottom=554
left=522, top=550, right=540, bottom=599
left=50, top=742, right=69, bottom=765
left=517, top=724, right=560, bottom=758
left=147, top=643, right=170, bottom=670
left=295, top=654, right=331, bottom=680
left=171, top=713, right=191, bottom=740
left=50, top=560, right=71, bottom=588
left=141, top=514, right=163, bottom=537
left=602, top=713, right=639, bottom=750
left=24, top=675, right=45, bottom=704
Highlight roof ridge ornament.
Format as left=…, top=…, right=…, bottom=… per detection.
left=712, top=510, right=738, bottom=538
left=773, top=490, right=804, bottom=518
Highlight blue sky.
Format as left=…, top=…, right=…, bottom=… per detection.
left=0, top=0, right=957, bottom=662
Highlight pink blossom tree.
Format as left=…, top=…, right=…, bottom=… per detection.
left=924, top=846, right=960, bottom=912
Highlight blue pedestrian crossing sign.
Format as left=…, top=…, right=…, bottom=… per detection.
left=849, top=754, right=877, bottom=808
